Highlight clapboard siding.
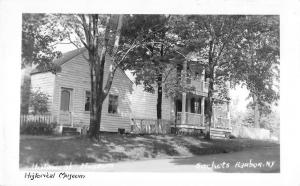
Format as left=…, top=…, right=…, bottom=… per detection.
left=31, top=72, right=55, bottom=113
left=129, top=84, right=173, bottom=120
left=52, top=51, right=133, bottom=132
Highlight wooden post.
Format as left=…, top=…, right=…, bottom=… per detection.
left=212, top=107, right=216, bottom=128
left=181, top=94, right=187, bottom=125
left=201, top=97, right=205, bottom=126
left=227, top=101, right=231, bottom=129
left=201, top=68, right=205, bottom=92
left=181, top=60, right=187, bottom=125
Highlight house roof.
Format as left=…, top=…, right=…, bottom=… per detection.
left=30, top=48, right=86, bottom=74
left=30, top=48, right=133, bottom=84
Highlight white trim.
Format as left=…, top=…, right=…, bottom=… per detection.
left=58, top=86, right=74, bottom=126
left=83, top=89, right=91, bottom=113
left=107, top=93, right=119, bottom=115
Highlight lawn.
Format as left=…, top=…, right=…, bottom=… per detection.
left=20, top=134, right=279, bottom=168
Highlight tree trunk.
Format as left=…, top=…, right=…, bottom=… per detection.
left=157, top=73, right=163, bottom=119
left=156, top=44, right=165, bottom=133
left=205, top=78, right=214, bottom=140
left=86, top=14, right=124, bottom=140
left=156, top=44, right=164, bottom=121
left=204, top=40, right=215, bottom=140
left=254, top=95, right=260, bottom=128
left=157, top=78, right=163, bottom=120
left=89, top=52, right=105, bottom=140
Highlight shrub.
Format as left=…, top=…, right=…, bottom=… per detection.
left=20, top=121, right=57, bottom=135
left=29, top=89, right=50, bottom=115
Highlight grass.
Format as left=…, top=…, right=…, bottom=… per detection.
left=20, top=133, right=279, bottom=168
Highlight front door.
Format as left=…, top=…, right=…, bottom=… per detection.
left=59, top=88, right=73, bottom=125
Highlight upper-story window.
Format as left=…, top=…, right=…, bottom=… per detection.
left=108, top=94, right=118, bottom=114
left=176, top=64, right=183, bottom=80
left=194, top=72, right=200, bottom=80
left=191, top=97, right=201, bottom=114
left=85, top=91, right=91, bottom=111
left=186, top=66, right=192, bottom=84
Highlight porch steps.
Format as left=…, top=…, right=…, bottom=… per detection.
left=210, top=129, right=228, bottom=139
left=62, top=127, right=80, bottom=136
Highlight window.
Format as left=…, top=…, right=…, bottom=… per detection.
left=191, top=97, right=201, bottom=114
left=85, top=91, right=91, bottom=111
left=191, top=98, right=195, bottom=113
left=196, top=98, right=201, bottom=114
left=176, top=99, right=182, bottom=112
left=186, top=66, right=191, bottom=84
left=194, top=72, right=200, bottom=80
left=108, top=94, right=118, bottom=114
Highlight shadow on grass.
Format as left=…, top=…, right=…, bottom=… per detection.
left=20, top=134, right=180, bottom=167
left=20, top=134, right=279, bottom=169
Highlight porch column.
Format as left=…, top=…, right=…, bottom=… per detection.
left=227, top=101, right=231, bottom=129
left=170, top=98, right=175, bottom=123
left=212, top=107, right=216, bottom=128
left=181, top=93, right=186, bottom=125
left=201, top=68, right=205, bottom=91
left=201, top=97, right=205, bottom=126
left=181, top=60, right=187, bottom=125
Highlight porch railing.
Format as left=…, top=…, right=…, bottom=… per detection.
left=188, top=79, right=208, bottom=94
left=130, top=118, right=171, bottom=134
left=176, top=112, right=204, bottom=127
left=176, top=112, right=230, bottom=129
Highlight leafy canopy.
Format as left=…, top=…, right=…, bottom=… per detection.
left=22, top=14, right=62, bottom=72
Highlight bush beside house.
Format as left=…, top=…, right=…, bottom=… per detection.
left=20, top=121, right=57, bottom=135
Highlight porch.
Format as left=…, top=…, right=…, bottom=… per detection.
left=173, top=92, right=231, bottom=131
left=175, top=112, right=231, bottom=130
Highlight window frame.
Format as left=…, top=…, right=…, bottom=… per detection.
left=60, top=88, right=71, bottom=111
left=84, top=90, right=91, bottom=112
left=108, top=94, right=119, bottom=114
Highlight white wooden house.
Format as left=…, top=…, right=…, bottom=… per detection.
left=30, top=48, right=231, bottom=135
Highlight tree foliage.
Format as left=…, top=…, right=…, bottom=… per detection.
left=233, top=16, right=280, bottom=112
left=169, top=15, right=279, bottom=138
left=121, top=15, right=171, bottom=92
left=29, top=89, right=50, bottom=115
left=23, top=14, right=279, bottom=139
left=22, top=13, right=61, bottom=72
left=121, top=15, right=200, bottom=120
left=230, top=16, right=280, bottom=128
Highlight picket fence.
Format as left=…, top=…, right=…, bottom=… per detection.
left=20, top=114, right=54, bottom=125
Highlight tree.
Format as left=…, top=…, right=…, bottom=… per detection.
left=54, top=14, right=140, bottom=140
left=22, top=13, right=62, bottom=72
left=29, top=89, right=50, bottom=115
left=122, top=15, right=198, bottom=131
left=171, top=15, right=279, bottom=139
left=121, top=15, right=176, bottom=122
left=232, top=16, right=280, bottom=128
left=21, top=14, right=62, bottom=114
left=170, top=15, right=245, bottom=139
